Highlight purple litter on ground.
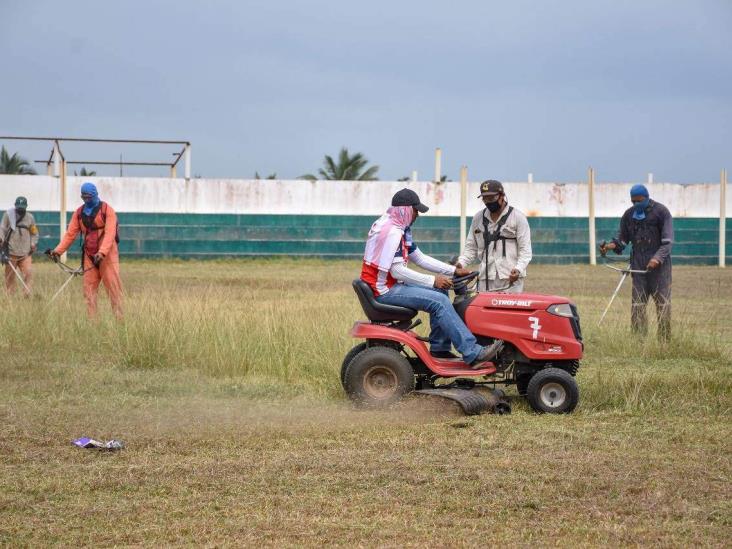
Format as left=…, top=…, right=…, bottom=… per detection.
left=72, top=437, right=124, bottom=450
left=72, top=437, right=104, bottom=448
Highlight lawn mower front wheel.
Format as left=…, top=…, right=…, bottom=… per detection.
left=526, top=368, right=579, bottom=414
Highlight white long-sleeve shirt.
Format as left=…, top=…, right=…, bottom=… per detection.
left=389, top=248, right=455, bottom=289
left=457, top=205, right=532, bottom=290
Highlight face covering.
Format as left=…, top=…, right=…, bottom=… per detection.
left=486, top=200, right=502, bottom=213
left=15, top=208, right=26, bottom=218
left=80, top=182, right=101, bottom=216
left=632, top=198, right=650, bottom=220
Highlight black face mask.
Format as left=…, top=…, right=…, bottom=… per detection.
left=486, top=201, right=502, bottom=213
left=15, top=208, right=26, bottom=218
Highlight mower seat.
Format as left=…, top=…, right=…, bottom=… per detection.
left=352, top=280, right=417, bottom=322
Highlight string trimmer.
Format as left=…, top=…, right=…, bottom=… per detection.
left=597, top=241, right=648, bottom=326
left=44, top=249, right=93, bottom=304
left=0, top=248, right=32, bottom=295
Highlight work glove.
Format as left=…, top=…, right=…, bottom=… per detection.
left=92, top=253, right=104, bottom=267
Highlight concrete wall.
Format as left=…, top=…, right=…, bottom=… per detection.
left=0, top=175, right=728, bottom=218
left=2, top=175, right=727, bottom=264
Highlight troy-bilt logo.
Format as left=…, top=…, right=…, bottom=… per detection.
left=491, top=298, right=533, bottom=307
left=529, top=316, right=542, bottom=339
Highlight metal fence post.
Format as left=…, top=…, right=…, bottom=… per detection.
left=60, top=156, right=68, bottom=263
left=721, top=169, right=727, bottom=268
left=434, top=148, right=441, bottom=183
left=589, top=167, right=596, bottom=265
left=184, top=143, right=191, bottom=181
left=459, top=166, right=468, bottom=255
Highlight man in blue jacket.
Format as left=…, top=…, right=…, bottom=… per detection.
left=600, top=184, right=673, bottom=341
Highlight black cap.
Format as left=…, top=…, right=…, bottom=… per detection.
left=391, top=188, right=429, bottom=213
left=478, top=180, right=504, bottom=197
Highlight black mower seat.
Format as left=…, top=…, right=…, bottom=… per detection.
left=352, top=280, right=417, bottom=322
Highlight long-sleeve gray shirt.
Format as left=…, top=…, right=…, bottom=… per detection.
left=0, top=210, right=39, bottom=257
left=611, top=200, right=673, bottom=270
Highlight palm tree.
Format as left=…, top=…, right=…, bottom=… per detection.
left=300, top=147, right=379, bottom=181
left=0, top=146, right=37, bottom=175
left=74, top=167, right=97, bottom=176
left=254, top=171, right=277, bottom=179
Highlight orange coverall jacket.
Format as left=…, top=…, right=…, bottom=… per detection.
left=53, top=202, right=123, bottom=318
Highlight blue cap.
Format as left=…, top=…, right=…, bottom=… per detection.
left=630, top=184, right=649, bottom=198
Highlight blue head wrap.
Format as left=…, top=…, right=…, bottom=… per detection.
left=630, top=184, right=650, bottom=220
left=80, top=182, right=100, bottom=216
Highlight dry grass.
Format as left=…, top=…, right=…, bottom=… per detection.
left=1, top=260, right=730, bottom=546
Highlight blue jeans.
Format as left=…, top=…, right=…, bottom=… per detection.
left=376, top=284, right=483, bottom=363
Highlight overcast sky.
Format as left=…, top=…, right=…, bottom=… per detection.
left=2, top=0, right=730, bottom=182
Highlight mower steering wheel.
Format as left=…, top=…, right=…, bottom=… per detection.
left=452, top=270, right=479, bottom=290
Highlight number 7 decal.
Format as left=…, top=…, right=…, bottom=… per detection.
left=529, top=316, right=541, bottom=339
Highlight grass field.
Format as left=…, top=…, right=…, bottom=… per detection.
left=1, top=259, right=730, bottom=546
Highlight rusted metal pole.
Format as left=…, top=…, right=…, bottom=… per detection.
left=0, top=135, right=188, bottom=145
left=38, top=160, right=174, bottom=166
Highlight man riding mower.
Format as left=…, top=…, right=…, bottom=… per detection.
left=342, top=189, right=583, bottom=414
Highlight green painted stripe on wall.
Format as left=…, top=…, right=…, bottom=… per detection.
left=32, top=212, right=731, bottom=264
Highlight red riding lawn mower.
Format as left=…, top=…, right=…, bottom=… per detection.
left=342, top=271, right=583, bottom=415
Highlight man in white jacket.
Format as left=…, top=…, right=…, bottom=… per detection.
left=457, top=180, right=532, bottom=293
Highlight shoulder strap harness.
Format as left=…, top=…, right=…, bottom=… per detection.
left=482, top=206, right=515, bottom=259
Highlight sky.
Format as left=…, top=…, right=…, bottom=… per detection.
left=2, top=0, right=731, bottom=182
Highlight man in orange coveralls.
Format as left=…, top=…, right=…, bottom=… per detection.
left=51, top=182, right=123, bottom=318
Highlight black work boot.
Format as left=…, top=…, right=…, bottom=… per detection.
left=430, top=350, right=460, bottom=360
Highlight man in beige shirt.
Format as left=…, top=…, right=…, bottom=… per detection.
left=0, top=196, right=39, bottom=296
left=457, top=180, right=532, bottom=293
